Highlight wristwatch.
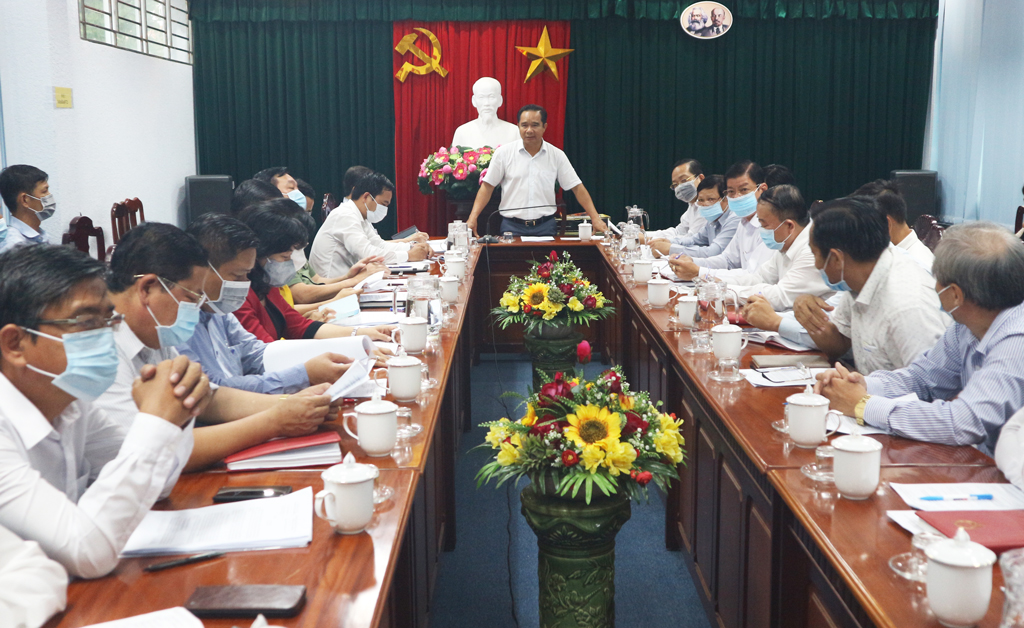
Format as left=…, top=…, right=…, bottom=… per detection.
left=854, top=395, right=872, bottom=426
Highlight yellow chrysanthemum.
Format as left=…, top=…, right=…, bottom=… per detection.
left=522, top=283, right=550, bottom=308
left=500, top=292, right=520, bottom=313
left=581, top=445, right=605, bottom=474
left=582, top=280, right=591, bottom=287
left=540, top=300, right=564, bottom=320
left=564, top=405, right=621, bottom=451
left=520, top=404, right=537, bottom=427
left=659, top=413, right=683, bottom=435
left=567, top=297, right=584, bottom=312
left=594, top=293, right=606, bottom=308
left=485, top=418, right=512, bottom=449
left=603, top=441, right=637, bottom=476
left=619, top=395, right=635, bottom=410
left=497, top=442, right=521, bottom=466
left=654, top=431, right=684, bottom=464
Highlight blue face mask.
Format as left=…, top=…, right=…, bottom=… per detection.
left=698, top=200, right=724, bottom=222
left=146, top=278, right=201, bottom=348
left=22, top=327, right=119, bottom=400
left=728, top=189, right=759, bottom=218
left=818, top=251, right=851, bottom=292
left=759, top=222, right=792, bottom=251
left=286, top=188, right=307, bottom=210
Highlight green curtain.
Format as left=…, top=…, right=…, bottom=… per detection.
left=563, top=16, right=936, bottom=226
left=191, top=0, right=937, bottom=22
left=192, top=20, right=400, bottom=235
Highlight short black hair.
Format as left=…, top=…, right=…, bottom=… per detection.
left=763, top=164, right=796, bottom=189
left=231, top=178, right=282, bottom=215
left=253, top=167, right=288, bottom=184
left=810, top=196, right=891, bottom=263
left=344, top=166, right=372, bottom=197
left=517, top=104, right=547, bottom=125
left=673, top=159, right=703, bottom=178
left=351, top=171, right=396, bottom=202
left=853, top=178, right=908, bottom=225
left=187, top=213, right=260, bottom=268
left=0, top=165, right=48, bottom=213
left=724, top=160, right=764, bottom=186
left=237, top=201, right=309, bottom=299
left=107, top=222, right=208, bottom=293
left=295, top=178, right=315, bottom=201
left=0, top=244, right=106, bottom=332
left=759, top=184, right=808, bottom=226
left=697, top=174, right=725, bottom=198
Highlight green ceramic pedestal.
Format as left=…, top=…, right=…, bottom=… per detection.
left=520, top=484, right=632, bottom=628
left=523, top=328, right=584, bottom=390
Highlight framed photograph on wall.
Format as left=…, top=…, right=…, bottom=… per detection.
left=680, top=2, right=733, bottom=39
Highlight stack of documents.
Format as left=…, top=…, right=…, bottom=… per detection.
left=318, top=294, right=360, bottom=319
left=360, top=291, right=406, bottom=306
left=387, top=261, right=431, bottom=273
left=121, top=487, right=313, bottom=556
left=224, top=432, right=342, bottom=471
left=891, top=483, right=1024, bottom=512
left=263, top=336, right=373, bottom=372
left=354, top=271, right=387, bottom=291
left=336, top=310, right=401, bottom=328
left=83, top=608, right=203, bottom=628
left=429, top=239, right=449, bottom=253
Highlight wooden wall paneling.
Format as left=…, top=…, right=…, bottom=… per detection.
left=693, top=425, right=719, bottom=603
left=672, top=388, right=698, bottom=553
left=717, top=459, right=745, bottom=628
left=745, top=501, right=774, bottom=628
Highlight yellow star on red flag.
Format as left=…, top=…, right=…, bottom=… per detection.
left=516, top=26, right=574, bottom=83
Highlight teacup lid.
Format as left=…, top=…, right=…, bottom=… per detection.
left=831, top=432, right=883, bottom=453
left=581, top=219, right=591, bottom=225
left=925, top=527, right=996, bottom=568
left=786, top=384, right=829, bottom=407
left=711, top=323, right=742, bottom=334
left=388, top=352, right=422, bottom=367
left=357, top=386, right=398, bottom=414
left=679, top=294, right=699, bottom=301
left=648, top=278, right=671, bottom=284
left=446, top=255, right=466, bottom=262
left=322, top=452, right=379, bottom=484
left=403, top=316, right=428, bottom=325
left=634, top=258, right=652, bottom=265
left=439, top=276, right=459, bottom=283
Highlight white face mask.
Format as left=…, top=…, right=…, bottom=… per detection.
left=367, top=197, right=389, bottom=224
left=674, top=179, right=698, bottom=203
left=205, top=263, right=251, bottom=315
left=291, top=248, right=307, bottom=271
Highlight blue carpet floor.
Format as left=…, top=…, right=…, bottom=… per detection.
left=430, top=356, right=712, bottom=628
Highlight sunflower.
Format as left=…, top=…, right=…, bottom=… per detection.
left=521, top=283, right=550, bottom=309
left=564, top=405, right=621, bottom=451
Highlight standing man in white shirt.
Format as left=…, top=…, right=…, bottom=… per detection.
left=466, top=104, right=608, bottom=237
left=0, top=244, right=209, bottom=578
left=667, top=160, right=774, bottom=281
left=0, top=165, right=57, bottom=254
left=645, top=159, right=706, bottom=241
left=853, top=178, right=934, bottom=270
left=310, top=171, right=431, bottom=278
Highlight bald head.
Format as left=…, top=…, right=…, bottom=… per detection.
left=933, top=222, right=1024, bottom=310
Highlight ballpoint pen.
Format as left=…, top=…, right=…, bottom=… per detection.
left=144, top=551, right=224, bottom=572
left=919, top=494, right=993, bottom=501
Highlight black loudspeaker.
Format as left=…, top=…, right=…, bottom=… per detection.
left=185, top=175, right=234, bottom=224
left=890, top=170, right=938, bottom=224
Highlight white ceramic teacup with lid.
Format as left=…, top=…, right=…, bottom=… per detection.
left=925, top=527, right=996, bottom=627
left=785, top=385, right=840, bottom=449
left=383, top=350, right=422, bottom=402
left=315, top=452, right=379, bottom=534
left=831, top=430, right=882, bottom=499
left=343, top=388, right=398, bottom=457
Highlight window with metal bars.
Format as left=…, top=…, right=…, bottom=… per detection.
left=79, top=0, right=191, bottom=65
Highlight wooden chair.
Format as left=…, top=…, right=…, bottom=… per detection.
left=913, top=214, right=937, bottom=241
left=923, top=222, right=945, bottom=252
left=321, top=193, right=340, bottom=222
left=110, top=198, right=145, bottom=244
left=61, top=215, right=106, bottom=262
left=1015, top=206, right=1024, bottom=239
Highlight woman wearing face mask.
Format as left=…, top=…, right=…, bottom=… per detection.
left=233, top=200, right=393, bottom=343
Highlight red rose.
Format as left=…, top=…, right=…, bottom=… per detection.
left=540, top=377, right=574, bottom=402
left=559, top=283, right=574, bottom=297
left=577, top=340, right=592, bottom=364
left=549, top=250, right=559, bottom=263
left=583, top=295, right=597, bottom=309
left=635, top=471, right=653, bottom=486
left=537, top=263, right=552, bottom=279
left=622, top=411, right=648, bottom=436
left=524, top=304, right=532, bottom=313
left=602, top=369, right=623, bottom=394
left=562, top=450, right=579, bottom=466
left=530, top=414, right=559, bottom=436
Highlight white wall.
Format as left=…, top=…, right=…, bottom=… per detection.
left=0, top=0, right=195, bottom=240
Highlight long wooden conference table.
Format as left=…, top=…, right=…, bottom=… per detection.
left=49, top=238, right=1007, bottom=628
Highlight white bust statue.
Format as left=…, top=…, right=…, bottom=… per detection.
left=451, top=77, right=521, bottom=149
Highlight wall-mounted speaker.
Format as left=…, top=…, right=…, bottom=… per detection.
left=890, top=170, right=938, bottom=225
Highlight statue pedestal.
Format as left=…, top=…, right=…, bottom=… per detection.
left=446, top=188, right=502, bottom=236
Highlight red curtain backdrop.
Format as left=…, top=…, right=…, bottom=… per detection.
left=392, top=20, right=571, bottom=232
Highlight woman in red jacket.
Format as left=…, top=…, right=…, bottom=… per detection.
left=235, top=199, right=391, bottom=342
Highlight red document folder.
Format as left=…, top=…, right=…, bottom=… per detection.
left=917, top=510, right=1024, bottom=554
left=224, top=431, right=341, bottom=464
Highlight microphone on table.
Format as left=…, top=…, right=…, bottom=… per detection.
left=479, top=204, right=560, bottom=244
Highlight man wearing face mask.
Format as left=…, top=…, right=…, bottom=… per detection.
left=0, top=165, right=58, bottom=254
left=181, top=213, right=357, bottom=393
left=254, top=166, right=298, bottom=196
left=667, top=160, right=774, bottom=282
left=649, top=174, right=738, bottom=258
left=310, top=171, right=430, bottom=278
left=816, top=222, right=1024, bottom=455
left=99, top=222, right=343, bottom=472
left=644, top=159, right=706, bottom=241
left=0, top=244, right=210, bottom=579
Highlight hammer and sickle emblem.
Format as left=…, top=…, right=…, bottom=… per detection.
left=394, top=27, right=448, bottom=83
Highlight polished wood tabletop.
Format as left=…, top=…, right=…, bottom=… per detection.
left=770, top=466, right=1008, bottom=628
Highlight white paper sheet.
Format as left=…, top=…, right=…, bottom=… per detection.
left=360, top=291, right=406, bottom=304
left=318, top=294, right=360, bottom=318
left=429, top=239, right=449, bottom=253
left=83, top=608, right=203, bottom=628
left=890, top=483, right=1024, bottom=511
left=121, top=487, right=314, bottom=556
left=886, top=510, right=944, bottom=536
left=334, top=311, right=400, bottom=327
left=520, top=236, right=555, bottom=242
left=741, top=367, right=828, bottom=388
left=354, top=271, right=386, bottom=291
left=263, top=336, right=373, bottom=372
left=326, top=357, right=375, bottom=401
left=387, top=261, right=431, bottom=272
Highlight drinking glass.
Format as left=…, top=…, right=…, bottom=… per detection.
left=683, top=283, right=724, bottom=353
left=889, top=532, right=945, bottom=582
left=407, top=276, right=442, bottom=338
left=1000, top=547, right=1024, bottom=627
left=395, top=406, right=422, bottom=440
left=500, top=232, right=515, bottom=244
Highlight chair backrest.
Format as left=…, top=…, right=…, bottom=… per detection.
left=1015, top=206, right=1024, bottom=237
left=913, top=214, right=937, bottom=241
left=61, top=215, right=107, bottom=262
left=110, top=198, right=145, bottom=244
left=923, top=222, right=944, bottom=252
left=322, top=193, right=340, bottom=221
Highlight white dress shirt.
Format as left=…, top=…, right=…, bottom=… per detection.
left=995, top=406, right=1024, bottom=490
left=720, top=223, right=834, bottom=310
left=309, top=198, right=411, bottom=278
left=0, top=525, right=67, bottom=628
left=647, top=203, right=707, bottom=240
left=693, top=214, right=774, bottom=278
left=895, top=229, right=934, bottom=271
left=0, top=373, right=190, bottom=579
left=481, top=140, right=582, bottom=220
left=829, top=248, right=951, bottom=374
left=0, top=217, right=53, bottom=254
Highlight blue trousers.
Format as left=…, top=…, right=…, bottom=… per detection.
left=500, top=216, right=557, bottom=237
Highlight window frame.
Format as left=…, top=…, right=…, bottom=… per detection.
left=79, top=0, right=192, bottom=65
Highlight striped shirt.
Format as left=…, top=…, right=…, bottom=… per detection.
left=863, top=302, right=1024, bottom=454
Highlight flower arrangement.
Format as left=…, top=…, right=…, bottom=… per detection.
left=492, top=250, right=615, bottom=334
left=475, top=350, right=684, bottom=504
left=417, top=145, right=495, bottom=200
